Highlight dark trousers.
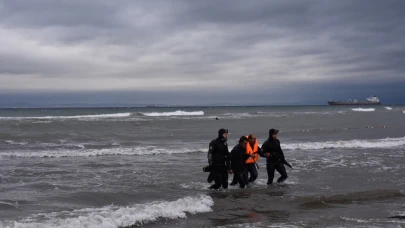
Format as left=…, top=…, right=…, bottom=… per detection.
left=230, top=173, right=238, bottom=186
left=230, top=167, right=247, bottom=186
left=266, top=163, right=288, bottom=184
left=209, top=167, right=229, bottom=189
left=233, top=171, right=247, bottom=188
left=207, top=172, right=215, bottom=183
left=244, top=163, right=258, bottom=183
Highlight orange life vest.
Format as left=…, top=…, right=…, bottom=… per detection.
left=245, top=136, right=259, bottom=164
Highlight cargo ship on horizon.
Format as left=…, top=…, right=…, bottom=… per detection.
left=328, top=95, right=381, bottom=105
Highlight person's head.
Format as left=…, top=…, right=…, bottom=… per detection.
left=248, top=134, right=257, bottom=146
left=269, top=129, right=279, bottom=140
left=218, top=128, right=229, bottom=139
left=239, top=136, right=248, bottom=148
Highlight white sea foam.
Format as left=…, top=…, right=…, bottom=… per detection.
left=140, top=110, right=204, bottom=117
left=31, top=121, right=52, bottom=124
left=180, top=182, right=209, bottom=190
left=3, top=137, right=405, bottom=158
left=292, top=111, right=333, bottom=115
left=283, top=137, right=405, bottom=150
left=390, top=210, right=405, bottom=217
left=253, top=177, right=299, bottom=186
left=385, top=107, right=393, bottom=110
left=4, top=140, right=28, bottom=145
left=0, top=146, right=206, bottom=158
left=224, top=112, right=251, bottom=117
left=222, top=112, right=257, bottom=119
left=0, top=113, right=131, bottom=120
left=222, top=111, right=336, bottom=119
left=0, top=201, right=18, bottom=208
left=216, top=222, right=302, bottom=228
left=351, top=108, right=375, bottom=112
left=340, top=217, right=369, bottom=223
left=2, top=195, right=213, bottom=228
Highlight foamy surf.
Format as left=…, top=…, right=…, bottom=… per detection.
left=216, top=222, right=303, bottom=228
left=385, top=107, right=393, bottom=110
left=351, top=108, right=375, bottom=112
left=283, top=137, right=405, bottom=150
left=140, top=110, right=204, bottom=117
left=4, top=140, right=28, bottom=145
left=1, top=195, right=213, bottom=228
left=3, top=137, right=405, bottom=158
left=180, top=182, right=210, bottom=190
left=0, top=147, right=206, bottom=158
left=0, top=113, right=131, bottom=120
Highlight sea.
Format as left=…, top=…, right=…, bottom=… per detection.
left=0, top=105, right=404, bottom=228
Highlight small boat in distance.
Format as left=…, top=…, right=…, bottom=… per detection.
left=328, top=95, right=381, bottom=105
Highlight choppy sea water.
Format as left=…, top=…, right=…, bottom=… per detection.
left=0, top=105, right=404, bottom=228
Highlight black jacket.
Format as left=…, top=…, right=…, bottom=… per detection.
left=261, top=138, right=286, bottom=165
left=208, top=137, right=231, bottom=170
left=230, top=144, right=250, bottom=172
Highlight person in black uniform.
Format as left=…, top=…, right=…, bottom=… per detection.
left=230, top=136, right=250, bottom=188
left=207, top=128, right=232, bottom=189
left=261, top=129, right=292, bottom=185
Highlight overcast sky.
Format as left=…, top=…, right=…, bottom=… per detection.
left=0, top=0, right=404, bottom=106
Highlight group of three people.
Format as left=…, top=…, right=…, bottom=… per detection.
left=207, top=128, right=292, bottom=189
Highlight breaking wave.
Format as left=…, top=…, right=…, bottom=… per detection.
left=219, top=111, right=340, bottom=119
left=1, top=195, right=213, bottom=228
left=3, top=137, right=405, bottom=158
left=351, top=108, right=375, bottom=112
left=0, top=147, right=205, bottom=158
left=0, top=113, right=131, bottom=120
left=4, top=140, right=28, bottom=145
left=283, top=137, right=405, bottom=150
left=385, top=107, right=393, bottom=110
left=140, top=110, right=204, bottom=117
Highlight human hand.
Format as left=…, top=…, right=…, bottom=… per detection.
left=265, top=153, right=271, bottom=157
left=228, top=170, right=233, bottom=174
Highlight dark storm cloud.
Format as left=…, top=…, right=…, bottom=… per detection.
left=0, top=0, right=404, bottom=104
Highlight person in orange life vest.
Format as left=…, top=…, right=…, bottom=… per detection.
left=230, top=134, right=260, bottom=186
left=244, top=134, right=260, bottom=183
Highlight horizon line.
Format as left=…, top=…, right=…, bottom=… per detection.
left=0, top=103, right=400, bottom=109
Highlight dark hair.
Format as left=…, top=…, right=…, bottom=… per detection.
left=248, top=134, right=254, bottom=139
left=239, top=136, right=248, bottom=143
left=218, top=128, right=228, bottom=136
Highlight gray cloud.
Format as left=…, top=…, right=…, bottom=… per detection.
left=0, top=0, right=404, bottom=104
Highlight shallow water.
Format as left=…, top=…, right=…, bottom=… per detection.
left=0, top=105, right=404, bottom=227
